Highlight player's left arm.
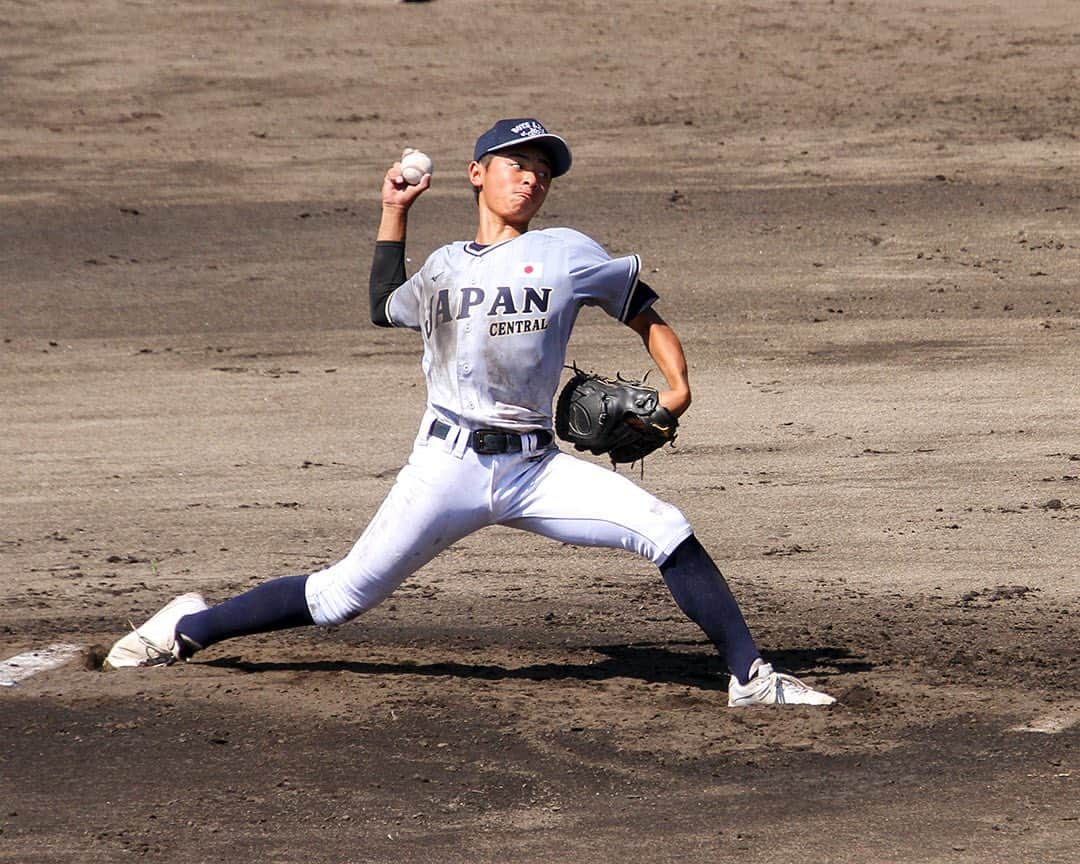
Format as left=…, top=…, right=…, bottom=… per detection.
left=626, top=307, right=692, bottom=418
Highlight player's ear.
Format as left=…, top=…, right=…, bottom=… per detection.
left=468, top=160, right=484, bottom=191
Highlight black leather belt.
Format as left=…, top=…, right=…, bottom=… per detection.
left=430, top=419, right=553, bottom=454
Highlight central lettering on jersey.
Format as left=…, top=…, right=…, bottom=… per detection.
left=424, top=285, right=552, bottom=337
left=489, top=317, right=549, bottom=337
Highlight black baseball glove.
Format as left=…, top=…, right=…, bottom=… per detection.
left=555, top=367, right=678, bottom=465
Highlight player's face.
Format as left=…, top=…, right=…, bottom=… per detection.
left=471, top=145, right=553, bottom=226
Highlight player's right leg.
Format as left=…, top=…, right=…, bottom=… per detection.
left=303, top=439, right=490, bottom=626
left=105, top=432, right=491, bottom=668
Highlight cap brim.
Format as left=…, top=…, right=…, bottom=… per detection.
left=483, top=134, right=572, bottom=178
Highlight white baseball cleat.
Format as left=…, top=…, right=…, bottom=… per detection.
left=103, top=592, right=209, bottom=669
left=728, top=658, right=837, bottom=707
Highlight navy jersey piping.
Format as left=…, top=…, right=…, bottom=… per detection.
left=617, top=254, right=643, bottom=322
left=465, top=239, right=513, bottom=257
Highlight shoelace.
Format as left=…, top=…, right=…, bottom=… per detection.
left=772, top=672, right=816, bottom=693
left=125, top=620, right=176, bottom=666
left=735, top=668, right=816, bottom=698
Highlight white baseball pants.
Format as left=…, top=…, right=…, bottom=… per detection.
left=305, top=411, right=693, bottom=626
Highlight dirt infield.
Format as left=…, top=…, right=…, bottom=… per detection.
left=2, top=1, right=1078, bottom=862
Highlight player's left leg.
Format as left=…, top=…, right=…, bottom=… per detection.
left=657, top=534, right=761, bottom=686
left=498, top=451, right=834, bottom=704
left=496, top=450, right=759, bottom=682
left=496, top=451, right=833, bottom=699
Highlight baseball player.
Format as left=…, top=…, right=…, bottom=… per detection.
left=106, top=118, right=835, bottom=707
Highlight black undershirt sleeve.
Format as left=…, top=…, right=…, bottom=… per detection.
left=368, top=240, right=407, bottom=327
left=623, top=277, right=660, bottom=322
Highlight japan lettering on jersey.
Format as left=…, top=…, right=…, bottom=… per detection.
left=385, top=228, right=654, bottom=431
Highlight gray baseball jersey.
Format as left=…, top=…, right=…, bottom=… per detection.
left=384, top=228, right=655, bottom=432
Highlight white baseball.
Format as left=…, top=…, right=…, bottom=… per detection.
left=400, top=148, right=433, bottom=185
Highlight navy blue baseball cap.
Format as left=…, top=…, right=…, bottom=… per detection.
left=473, top=118, right=572, bottom=177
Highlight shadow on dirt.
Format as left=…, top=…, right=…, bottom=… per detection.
left=202, top=643, right=871, bottom=688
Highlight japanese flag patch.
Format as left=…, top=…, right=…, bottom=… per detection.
left=518, top=261, right=543, bottom=281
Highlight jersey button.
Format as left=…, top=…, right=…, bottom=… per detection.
left=462, top=363, right=471, bottom=373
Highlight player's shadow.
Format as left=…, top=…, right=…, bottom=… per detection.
left=203, top=643, right=870, bottom=690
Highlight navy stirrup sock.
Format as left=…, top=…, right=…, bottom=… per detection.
left=659, top=535, right=760, bottom=685
left=175, top=574, right=314, bottom=656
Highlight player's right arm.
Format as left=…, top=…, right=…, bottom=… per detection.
left=369, top=160, right=430, bottom=327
